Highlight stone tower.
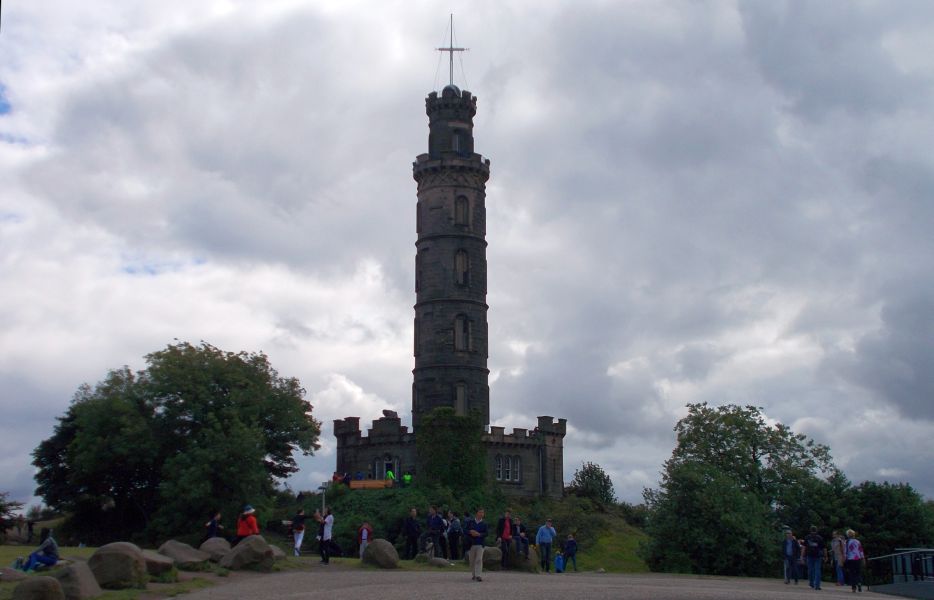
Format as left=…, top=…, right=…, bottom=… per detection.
left=411, top=84, right=492, bottom=430
left=333, top=83, right=565, bottom=498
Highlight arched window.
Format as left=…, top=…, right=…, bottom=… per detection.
left=513, top=456, right=521, bottom=482
left=455, top=383, right=467, bottom=415
left=416, top=202, right=422, bottom=233
left=504, top=456, right=512, bottom=481
left=454, top=250, right=469, bottom=286
left=454, top=315, right=471, bottom=351
left=455, top=196, right=470, bottom=227
left=495, top=455, right=502, bottom=481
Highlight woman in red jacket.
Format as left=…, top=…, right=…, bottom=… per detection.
left=234, top=505, right=260, bottom=546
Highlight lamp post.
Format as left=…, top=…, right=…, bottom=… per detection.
left=317, top=482, right=328, bottom=514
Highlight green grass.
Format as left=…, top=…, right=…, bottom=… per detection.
left=575, top=527, right=651, bottom=573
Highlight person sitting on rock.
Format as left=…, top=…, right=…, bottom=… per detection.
left=234, top=505, right=260, bottom=546
left=17, top=528, right=59, bottom=572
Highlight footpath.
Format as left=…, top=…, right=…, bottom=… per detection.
left=182, top=568, right=884, bottom=600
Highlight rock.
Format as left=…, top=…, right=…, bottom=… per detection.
left=0, top=567, right=28, bottom=582
left=49, top=561, right=103, bottom=600
left=596, top=567, right=606, bottom=573
left=12, top=576, right=65, bottom=600
left=361, top=539, right=400, bottom=569
left=157, top=540, right=210, bottom=570
left=141, top=550, right=176, bottom=576
left=428, top=557, right=452, bottom=568
left=482, top=546, right=502, bottom=570
left=270, top=545, right=286, bottom=561
left=219, top=535, right=274, bottom=571
left=503, top=544, right=540, bottom=573
left=199, top=537, right=231, bottom=562
left=88, top=542, right=148, bottom=589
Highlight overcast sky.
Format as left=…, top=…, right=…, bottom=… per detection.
left=2, top=0, right=933, bottom=507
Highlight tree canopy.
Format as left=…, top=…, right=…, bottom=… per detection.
left=643, top=403, right=834, bottom=575
left=33, top=341, right=321, bottom=543
left=643, top=402, right=934, bottom=577
left=568, top=461, right=616, bottom=506
left=0, top=492, right=24, bottom=542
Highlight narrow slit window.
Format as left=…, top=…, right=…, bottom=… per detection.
left=455, top=250, right=469, bottom=286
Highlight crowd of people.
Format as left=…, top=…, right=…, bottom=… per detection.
left=782, top=526, right=866, bottom=592
left=402, top=506, right=579, bottom=579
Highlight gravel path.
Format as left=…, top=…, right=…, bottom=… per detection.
left=183, top=568, right=879, bottom=600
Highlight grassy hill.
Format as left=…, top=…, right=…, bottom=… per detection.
left=275, top=485, right=649, bottom=573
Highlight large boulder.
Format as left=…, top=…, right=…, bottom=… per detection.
left=199, top=537, right=231, bottom=562
left=219, top=535, right=274, bottom=571
left=88, top=542, right=148, bottom=589
left=158, top=540, right=210, bottom=570
left=12, top=576, right=65, bottom=600
left=269, top=545, right=286, bottom=561
left=428, top=557, right=452, bottom=568
left=482, top=546, right=502, bottom=571
left=361, top=539, right=400, bottom=569
left=49, top=561, right=103, bottom=600
left=141, top=550, right=176, bottom=576
left=0, top=567, right=28, bottom=583
left=501, top=543, right=540, bottom=573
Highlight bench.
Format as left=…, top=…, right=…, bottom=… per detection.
left=349, top=479, right=394, bottom=490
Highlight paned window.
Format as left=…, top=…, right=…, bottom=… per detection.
left=455, top=250, right=469, bottom=286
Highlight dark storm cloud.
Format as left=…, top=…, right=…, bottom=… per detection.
left=738, top=1, right=928, bottom=118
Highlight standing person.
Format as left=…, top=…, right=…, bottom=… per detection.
left=403, top=508, right=421, bottom=559
left=427, top=506, right=444, bottom=559
left=564, top=534, right=578, bottom=572
left=447, top=510, right=462, bottom=561
left=496, top=509, right=514, bottom=568
left=358, top=521, right=374, bottom=559
left=462, top=511, right=474, bottom=558
left=804, top=526, right=826, bottom=590
left=319, top=507, right=334, bottom=564
left=536, top=518, right=557, bottom=573
left=831, top=530, right=846, bottom=586
left=781, top=530, right=801, bottom=584
left=16, top=528, right=58, bottom=572
left=203, top=510, right=224, bottom=542
left=289, top=508, right=307, bottom=557
left=844, top=529, right=865, bottom=593
left=234, top=505, right=259, bottom=546
left=467, top=508, right=488, bottom=582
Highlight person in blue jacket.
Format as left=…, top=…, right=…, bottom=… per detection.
left=535, top=518, right=557, bottom=573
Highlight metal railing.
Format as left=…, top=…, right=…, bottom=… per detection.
left=867, top=548, right=934, bottom=585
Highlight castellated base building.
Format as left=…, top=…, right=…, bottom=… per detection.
left=333, top=85, right=566, bottom=499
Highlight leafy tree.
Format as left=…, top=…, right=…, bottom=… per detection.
left=568, top=461, right=616, bottom=505
left=844, top=481, right=934, bottom=559
left=415, top=407, right=486, bottom=492
left=0, top=492, right=24, bottom=542
left=643, top=463, right=774, bottom=575
left=643, top=403, right=835, bottom=575
left=33, top=341, right=321, bottom=543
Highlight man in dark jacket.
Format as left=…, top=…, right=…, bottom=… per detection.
left=782, top=530, right=801, bottom=584
left=427, top=505, right=445, bottom=558
left=403, top=508, right=421, bottom=559
left=804, top=526, right=827, bottom=590
left=513, top=516, right=529, bottom=558
left=496, top=509, right=515, bottom=568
